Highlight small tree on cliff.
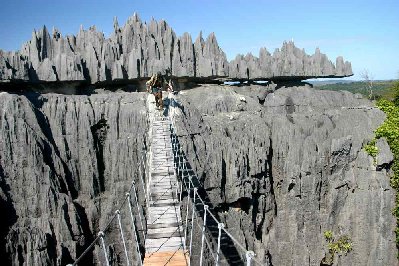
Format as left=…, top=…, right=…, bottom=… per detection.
left=394, top=71, right=399, bottom=106
left=360, top=69, right=374, bottom=100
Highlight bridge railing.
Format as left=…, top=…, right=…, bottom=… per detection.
left=68, top=150, right=148, bottom=266
left=168, top=95, right=264, bottom=266
left=68, top=94, right=264, bottom=265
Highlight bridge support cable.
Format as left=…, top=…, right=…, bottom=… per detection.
left=216, top=222, right=225, bottom=265
left=99, top=231, right=110, bottom=266
left=183, top=175, right=191, bottom=251
left=189, top=187, right=197, bottom=260
left=68, top=166, right=147, bottom=266
left=138, top=151, right=149, bottom=206
left=127, top=193, right=143, bottom=266
left=132, top=180, right=145, bottom=238
left=246, top=251, right=256, bottom=266
left=116, top=210, right=131, bottom=266
left=199, top=205, right=209, bottom=266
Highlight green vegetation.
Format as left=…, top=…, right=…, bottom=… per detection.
left=356, top=79, right=399, bottom=249
left=392, top=81, right=399, bottom=106
left=318, top=80, right=399, bottom=252
left=319, top=79, right=399, bottom=253
left=374, top=98, right=399, bottom=248
left=324, top=230, right=333, bottom=241
left=314, top=80, right=398, bottom=100
left=322, top=231, right=352, bottom=265
left=364, top=139, right=378, bottom=162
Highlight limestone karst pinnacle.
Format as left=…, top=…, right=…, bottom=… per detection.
left=0, top=13, right=352, bottom=84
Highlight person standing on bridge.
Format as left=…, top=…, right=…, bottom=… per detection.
left=146, top=72, right=173, bottom=110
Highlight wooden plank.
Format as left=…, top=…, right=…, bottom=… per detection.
left=144, top=251, right=188, bottom=266
left=146, top=101, right=186, bottom=265
left=148, top=209, right=180, bottom=217
left=149, top=202, right=179, bottom=208
left=149, top=214, right=181, bottom=224
left=147, top=226, right=182, bottom=235
left=147, top=222, right=182, bottom=229
left=145, top=237, right=184, bottom=248
left=146, top=230, right=184, bottom=239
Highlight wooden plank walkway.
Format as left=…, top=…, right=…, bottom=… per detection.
left=144, top=95, right=188, bottom=266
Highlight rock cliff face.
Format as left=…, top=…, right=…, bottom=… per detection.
left=0, top=91, right=148, bottom=265
left=0, top=14, right=352, bottom=84
left=170, top=84, right=397, bottom=265
left=0, top=83, right=397, bottom=265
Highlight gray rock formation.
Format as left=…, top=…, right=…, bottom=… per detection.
left=170, top=84, right=396, bottom=265
left=0, top=14, right=352, bottom=85
left=194, top=32, right=229, bottom=77
left=228, top=43, right=353, bottom=80
left=0, top=14, right=228, bottom=84
left=0, top=83, right=396, bottom=265
left=0, top=91, right=148, bottom=265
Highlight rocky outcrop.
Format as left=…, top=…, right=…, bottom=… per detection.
left=194, top=32, right=229, bottom=77
left=0, top=14, right=352, bottom=85
left=0, top=14, right=228, bottom=84
left=228, top=42, right=353, bottom=80
left=0, top=91, right=148, bottom=265
left=170, top=85, right=396, bottom=265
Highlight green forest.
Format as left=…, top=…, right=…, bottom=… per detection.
left=314, top=80, right=398, bottom=100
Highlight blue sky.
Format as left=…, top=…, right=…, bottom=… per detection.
left=0, top=0, right=398, bottom=80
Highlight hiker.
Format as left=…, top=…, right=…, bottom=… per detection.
left=146, top=72, right=173, bottom=109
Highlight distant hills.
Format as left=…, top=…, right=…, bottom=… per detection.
left=307, top=80, right=355, bottom=85
left=308, top=79, right=398, bottom=86
left=310, top=79, right=398, bottom=100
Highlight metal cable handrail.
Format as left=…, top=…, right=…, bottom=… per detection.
left=168, top=95, right=263, bottom=265
left=69, top=152, right=147, bottom=266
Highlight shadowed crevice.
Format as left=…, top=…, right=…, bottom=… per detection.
left=91, top=115, right=109, bottom=194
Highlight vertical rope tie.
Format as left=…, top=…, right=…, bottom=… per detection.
left=199, top=205, right=209, bottom=266
left=173, top=136, right=178, bottom=196
left=132, top=180, right=144, bottom=234
left=172, top=135, right=177, bottom=168
left=138, top=156, right=147, bottom=204
left=127, top=193, right=143, bottom=266
left=98, top=231, right=110, bottom=266
left=177, top=150, right=181, bottom=199
left=183, top=177, right=191, bottom=251
left=189, top=187, right=197, bottom=260
left=141, top=151, right=150, bottom=206
left=246, top=250, right=255, bottom=266
left=116, top=210, right=130, bottom=266
left=216, top=222, right=225, bottom=265
left=179, top=161, right=183, bottom=202
left=177, top=151, right=182, bottom=177
left=183, top=158, right=187, bottom=178
left=175, top=147, right=180, bottom=201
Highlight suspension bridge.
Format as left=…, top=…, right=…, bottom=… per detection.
left=68, top=93, right=263, bottom=265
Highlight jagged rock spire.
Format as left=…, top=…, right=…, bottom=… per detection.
left=113, top=16, right=119, bottom=31
left=0, top=13, right=352, bottom=83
